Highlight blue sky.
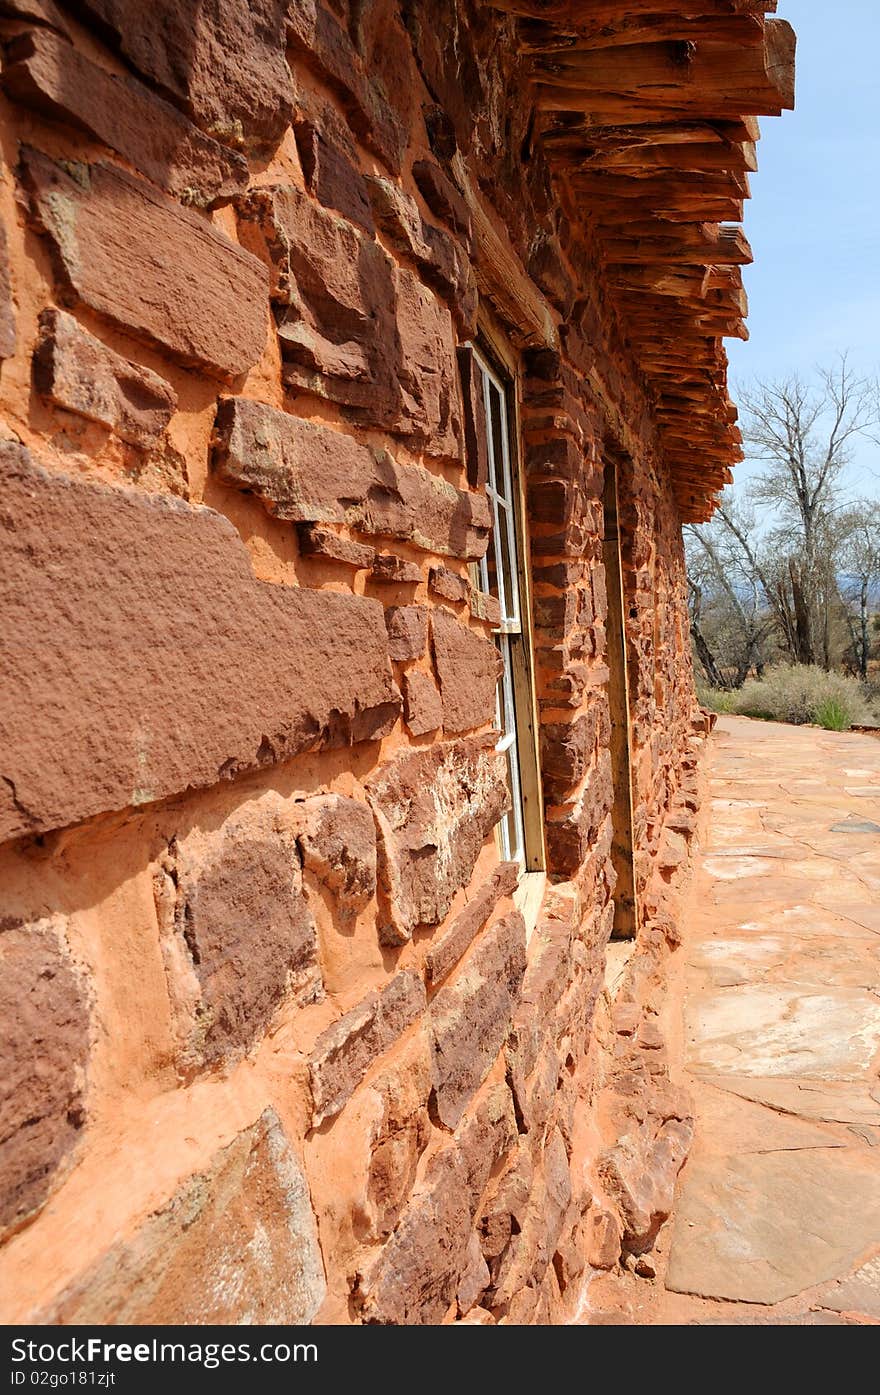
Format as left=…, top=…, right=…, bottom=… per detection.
left=728, top=0, right=879, bottom=494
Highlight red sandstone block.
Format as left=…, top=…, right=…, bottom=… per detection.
left=155, top=817, right=323, bottom=1073
left=358, top=1081, right=516, bottom=1324
left=214, top=396, right=488, bottom=559
left=366, top=174, right=477, bottom=336
left=370, top=553, right=423, bottom=584
left=489, top=1128, right=572, bottom=1313
left=67, top=0, right=293, bottom=153
left=20, top=149, right=268, bottom=379
left=0, top=443, right=400, bottom=843
left=365, top=735, right=509, bottom=943
left=295, top=793, right=377, bottom=911
left=429, top=912, right=527, bottom=1129
left=287, top=0, right=406, bottom=172
left=402, top=669, right=444, bottom=737
left=429, top=564, right=471, bottom=604
left=0, top=917, right=88, bottom=1240
left=0, top=216, right=14, bottom=360
left=385, top=605, right=428, bottom=662
left=412, top=157, right=473, bottom=246
left=40, top=1111, right=326, bottom=1323
left=298, top=524, right=375, bottom=570
left=0, top=0, right=68, bottom=28
left=540, top=703, right=603, bottom=801
left=457, top=344, right=490, bottom=490
left=294, top=95, right=375, bottom=233
left=425, top=862, right=519, bottom=985
left=3, top=29, right=248, bottom=206
left=244, top=182, right=463, bottom=453
left=431, top=608, right=503, bottom=734
left=308, top=971, right=426, bottom=1127
left=33, top=308, right=177, bottom=449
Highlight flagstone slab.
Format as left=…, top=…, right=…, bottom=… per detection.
left=685, top=984, right=880, bottom=1080
left=694, top=1085, right=844, bottom=1156
left=688, top=935, right=880, bottom=990
left=818, top=1256, right=880, bottom=1319
left=666, top=1149, right=880, bottom=1304
left=698, top=1076, right=880, bottom=1126
left=702, top=856, right=778, bottom=880
left=814, top=901, right=880, bottom=936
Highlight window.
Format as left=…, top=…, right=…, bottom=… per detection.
left=467, top=343, right=544, bottom=874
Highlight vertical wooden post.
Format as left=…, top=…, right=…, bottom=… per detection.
left=602, top=454, right=639, bottom=940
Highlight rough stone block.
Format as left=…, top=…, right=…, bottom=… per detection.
left=430, top=912, right=527, bottom=1128
left=0, top=216, right=14, bottom=359
left=294, top=97, right=375, bottom=233
left=41, top=1110, right=326, bottom=1323
left=402, top=669, right=444, bottom=737
left=546, top=749, right=614, bottom=878
left=0, top=917, right=88, bottom=1239
left=0, top=445, right=399, bottom=844
left=385, top=606, right=428, bottom=662
left=598, top=1116, right=693, bottom=1248
left=364, top=1039, right=433, bottom=1239
left=469, top=589, right=502, bottom=626
left=425, top=861, right=519, bottom=985
left=214, top=396, right=488, bottom=559
left=33, top=308, right=177, bottom=449
left=431, top=609, right=503, bottom=733
left=294, top=793, right=377, bottom=911
left=479, top=1140, right=534, bottom=1273
left=429, top=565, right=470, bottom=604
left=491, top=1128, right=572, bottom=1311
left=369, top=553, right=423, bottom=584
left=0, top=0, right=68, bottom=28
left=365, top=173, right=476, bottom=333
left=67, top=0, right=293, bottom=153
left=287, top=0, right=406, bottom=172
left=245, top=183, right=462, bottom=451
left=155, top=816, right=322, bottom=1072
left=3, top=30, right=248, bottom=206
left=357, top=1081, right=516, bottom=1324
left=298, top=524, right=374, bottom=569
left=457, top=1231, right=490, bottom=1316
left=21, top=149, right=267, bottom=379
left=412, top=157, right=472, bottom=244
left=365, top=735, right=509, bottom=942
left=309, top=971, right=426, bottom=1126
left=584, top=1206, right=622, bottom=1270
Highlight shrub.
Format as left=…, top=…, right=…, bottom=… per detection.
left=695, top=683, right=736, bottom=715
left=729, top=664, right=872, bottom=730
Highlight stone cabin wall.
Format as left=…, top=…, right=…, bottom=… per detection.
left=0, top=0, right=706, bottom=1324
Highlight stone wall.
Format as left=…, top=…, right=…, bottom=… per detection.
left=0, top=0, right=705, bottom=1324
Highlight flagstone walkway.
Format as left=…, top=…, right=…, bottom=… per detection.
left=654, top=715, right=880, bottom=1324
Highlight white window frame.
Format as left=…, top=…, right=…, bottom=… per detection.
left=468, top=343, right=544, bottom=877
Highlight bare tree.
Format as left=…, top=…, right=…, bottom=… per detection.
left=839, top=507, right=880, bottom=678
left=739, top=355, right=879, bottom=667
left=684, top=494, right=775, bottom=687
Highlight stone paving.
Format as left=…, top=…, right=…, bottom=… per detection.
left=657, top=715, right=880, bottom=1324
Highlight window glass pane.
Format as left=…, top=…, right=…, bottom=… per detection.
left=482, top=375, right=498, bottom=496
left=496, top=501, right=519, bottom=629
left=487, top=513, right=505, bottom=616
left=487, top=380, right=506, bottom=500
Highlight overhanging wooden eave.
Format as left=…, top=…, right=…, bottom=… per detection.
left=484, top=0, right=795, bottom=521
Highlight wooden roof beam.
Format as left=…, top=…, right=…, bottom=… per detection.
left=531, top=22, right=795, bottom=113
